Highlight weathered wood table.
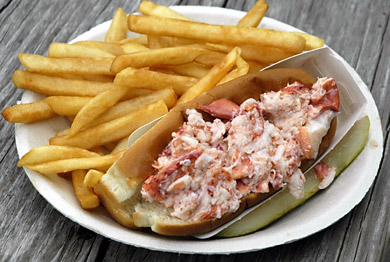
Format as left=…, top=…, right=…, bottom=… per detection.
left=1, top=0, right=389, bottom=261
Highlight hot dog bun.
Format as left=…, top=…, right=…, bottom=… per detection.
left=94, top=68, right=337, bottom=236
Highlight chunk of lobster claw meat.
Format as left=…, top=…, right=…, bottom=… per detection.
left=197, top=98, right=240, bottom=120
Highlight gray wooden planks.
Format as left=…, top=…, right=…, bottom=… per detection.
left=0, top=0, right=389, bottom=261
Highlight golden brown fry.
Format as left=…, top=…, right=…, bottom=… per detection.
left=292, top=32, right=324, bottom=50
left=13, top=70, right=113, bottom=96
left=206, top=43, right=294, bottom=64
left=102, top=142, right=117, bottom=152
left=69, top=85, right=129, bottom=136
left=84, top=169, right=105, bottom=188
left=240, top=45, right=294, bottom=63
left=48, top=43, right=115, bottom=58
left=18, top=145, right=100, bottom=167
left=105, top=8, right=128, bottom=42
left=114, top=67, right=198, bottom=95
left=110, top=46, right=210, bottom=73
left=73, top=41, right=125, bottom=56
left=158, top=62, right=209, bottom=78
left=27, top=151, right=124, bottom=175
left=118, top=36, right=148, bottom=45
left=2, top=100, right=55, bottom=123
left=177, top=47, right=240, bottom=104
left=87, top=88, right=176, bottom=128
left=57, top=89, right=175, bottom=136
left=147, top=35, right=170, bottom=49
left=121, top=88, right=154, bottom=100
left=18, top=53, right=114, bottom=75
left=138, top=1, right=195, bottom=48
left=237, top=0, right=269, bottom=27
left=138, top=1, right=191, bottom=20
left=167, top=37, right=203, bottom=47
left=49, top=100, right=168, bottom=149
left=90, top=146, right=107, bottom=156
left=128, top=15, right=306, bottom=53
left=56, top=128, right=69, bottom=137
left=121, top=42, right=149, bottom=53
left=45, top=96, right=92, bottom=116
left=49, top=73, right=114, bottom=82
left=111, top=136, right=129, bottom=153
left=218, top=55, right=249, bottom=85
left=193, top=49, right=226, bottom=67
left=72, top=170, right=100, bottom=209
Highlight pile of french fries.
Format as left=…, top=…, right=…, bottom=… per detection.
left=2, top=0, right=324, bottom=210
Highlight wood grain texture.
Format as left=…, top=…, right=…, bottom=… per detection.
left=1, top=0, right=389, bottom=261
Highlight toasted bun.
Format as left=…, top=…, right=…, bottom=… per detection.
left=94, top=68, right=337, bottom=236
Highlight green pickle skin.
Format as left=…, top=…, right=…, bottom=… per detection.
left=217, top=116, right=370, bottom=238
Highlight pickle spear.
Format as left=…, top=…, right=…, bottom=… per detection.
left=218, top=115, right=370, bottom=238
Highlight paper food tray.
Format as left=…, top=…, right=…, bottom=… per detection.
left=194, top=47, right=368, bottom=238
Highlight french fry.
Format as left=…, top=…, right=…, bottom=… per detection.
left=166, top=37, right=203, bottom=47
left=57, top=89, right=172, bottom=135
left=88, top=88, right=176, bottom=127
left=76, top=74, right=115, bottom=82
left=138, top=1, right=191, bottom=21
left=2, top=100, right=55, bottom=123
left=69, top=85, right=129, bottom=136
left=237, top=0, right=269, bottom=27
left=118, top=36, right=148, bottom=45
left=193, top=49, right=226, bottom=67
left=12, top=70, right=113, bottom=96
left=110, top=46, right=210, bottom=73
left=206, top=43, right=294, bottom=64
left=48, top=43, right=115, bottom=58
left=45, top=96, right=92, bottom=116
left=111, top=136, right=129, bottom=153
left=49, top=100, right=168, bottom=149
left=53, top=88, right=175, bottom=136
left=18, top=145, right=100, bottom=167
left=128, top=15, right=306, bottom=53
left=292, top=32, right=324, bottom=50
left=138, top=1, right=196, bottom=49
left=218, top=55, right=249, bottom=85
left=49, top=73, right=114, bottom=82
left=114, top=67, right=198, bottom=95
left=105, top=8, right=128, bottom=42
left=239, top=45, right=294, bottom=63
left=177, top=47, right=240, bottom=104
left=18, top=53, right=115, bottom=75
left=73, top=41, right=125, bottom=56
left=157, top=62, right=209, bottom=78
left=121, top=42, right=149, bottom=53
left=102, top=142, right=117, bottom=152
left=26, top=151, right=125, bottom=175
left=121, top=88, right=154, bottom=100
left=90, top=146, right=107, bottom=156
left=72, top=170, right=100, bottom=209
left=84, top=169, right=105, bottom=188
left=56, top=128, right=70, bottom=137
left=147, top=35, right=170, bottom=49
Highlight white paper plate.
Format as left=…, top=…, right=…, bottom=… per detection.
left=15, top=6, right=383, bottom=254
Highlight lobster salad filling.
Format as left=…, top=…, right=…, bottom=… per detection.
left=141, top=77, right=339, bottom=222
